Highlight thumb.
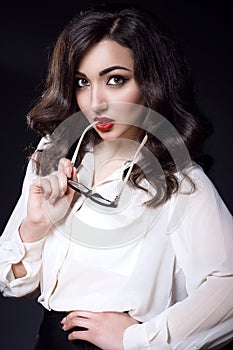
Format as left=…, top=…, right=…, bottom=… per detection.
left=71, top=166, right=78, bottom=181
left=66, top=166, right=78, bottom=200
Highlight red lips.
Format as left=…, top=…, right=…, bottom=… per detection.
left=94, top=116, right=115, bottom=131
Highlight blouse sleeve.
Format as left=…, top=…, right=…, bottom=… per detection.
left=0, top=139, right=48, bottom=298
left=123, top=167, right=233, bottom=349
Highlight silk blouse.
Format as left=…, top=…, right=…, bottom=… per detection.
left=0, top=137, right=233, bottom=350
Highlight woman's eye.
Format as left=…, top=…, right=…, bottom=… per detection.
left=75, top=78, right=89, bottom=88
left=107, top=75, right=127, bottom=86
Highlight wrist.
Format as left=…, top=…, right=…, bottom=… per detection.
left=19, top=217, right=52, bottom=243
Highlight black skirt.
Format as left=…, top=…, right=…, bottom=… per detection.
left=33, top=308, right=101, bottom=350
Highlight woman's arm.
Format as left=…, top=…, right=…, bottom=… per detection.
left=0, top=137, right=76, bottom=297
left=123, top=168, right=233, bottom=349
left=11, top=218, right=53, bottom=279
left=0, top=155, right=47, bottom=297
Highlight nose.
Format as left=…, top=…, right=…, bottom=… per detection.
left=90, top=85, right=108, bottom=114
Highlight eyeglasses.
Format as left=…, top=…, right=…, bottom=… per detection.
left=67, top=121, right=148, bottom=208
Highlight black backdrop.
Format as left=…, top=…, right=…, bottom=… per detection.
left=0, top=0, right=232, bottom=349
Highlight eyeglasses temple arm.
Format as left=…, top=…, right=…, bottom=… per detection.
left=71, top=121, right=99, bottom=165
left=114, top=134, right=148, bottom=203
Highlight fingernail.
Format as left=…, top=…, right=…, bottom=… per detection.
left=65, top=167, right=72, bottom=177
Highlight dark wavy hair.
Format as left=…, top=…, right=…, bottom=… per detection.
left=27, top=3, right=212, bottom=207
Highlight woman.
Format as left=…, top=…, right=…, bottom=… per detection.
left=0, top=3, right=232, bottom=350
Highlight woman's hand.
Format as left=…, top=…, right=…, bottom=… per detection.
left=20, top=158, right=77, bottom=243
left=61, top=310, right=140, bottom=350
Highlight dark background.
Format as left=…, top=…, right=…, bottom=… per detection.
left=0, top=0, right=232, bottom=349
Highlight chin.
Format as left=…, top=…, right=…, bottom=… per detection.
left=97, top=131, right=120, bottom=141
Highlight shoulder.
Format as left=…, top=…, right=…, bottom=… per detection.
left=184, top=163, right=232, bottom=218
left=179, top=162, right=222, bottom=202
left=167, top=162, right=232, bottom=234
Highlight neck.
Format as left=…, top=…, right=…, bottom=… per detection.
left=95, top=138, right=139, bottom=162
left=93, top=138, right=139, bottom=185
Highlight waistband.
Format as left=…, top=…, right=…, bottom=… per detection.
left=43, top=308, right=68, bottom=319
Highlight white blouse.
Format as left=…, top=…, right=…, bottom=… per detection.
left=0, top=138, right=233, bottom=350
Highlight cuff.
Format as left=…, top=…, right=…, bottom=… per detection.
left=23, top=236, right=47, bottom=261
left=123, top=323, right=149, bottom=350
left=0, top=229, right=46, bottom=286
left=1, top=229, right=26, bottom=262
left=2, top=229, right=47, bottom=263
left=123, top=311, right=171, bottom=350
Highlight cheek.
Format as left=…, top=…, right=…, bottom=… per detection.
left=75, top=92, right=88, bottom=110
left=114, top=100, right=145, bottom=128
left=75, top=94, right=92, bottom=122
left=115, top=86, right=144, bottom=105
left=132, top=88, right=144, bottom=105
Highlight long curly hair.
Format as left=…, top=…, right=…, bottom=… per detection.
left=27, top=3, right=212, bottom=207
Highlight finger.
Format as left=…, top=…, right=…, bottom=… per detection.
left=38, top=178, right=52, bottom=200
left=64, top=310, right=94, bottom=322
left=62, top=317, right=90, bottom=331
left=58, top=158, right=73, bottom=178
left=44, top=174, right=60, bottom=204
left=30, top=178, right=46, bottom=195
left=57, top=170, right=69, bottom=197
left=68, top=330, right=91, bottom=342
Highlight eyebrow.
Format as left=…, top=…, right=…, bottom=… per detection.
left=74, top=65, right=131, bottom=78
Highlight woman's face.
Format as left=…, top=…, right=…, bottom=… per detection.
left=74, top=40, right=145, bottom=140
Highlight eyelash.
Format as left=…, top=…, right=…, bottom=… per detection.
left=107, top=75, right=129, bottom=86
left=75, top=78, right=89, bottom=89
left=75, top=75, right=129, bottom=89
